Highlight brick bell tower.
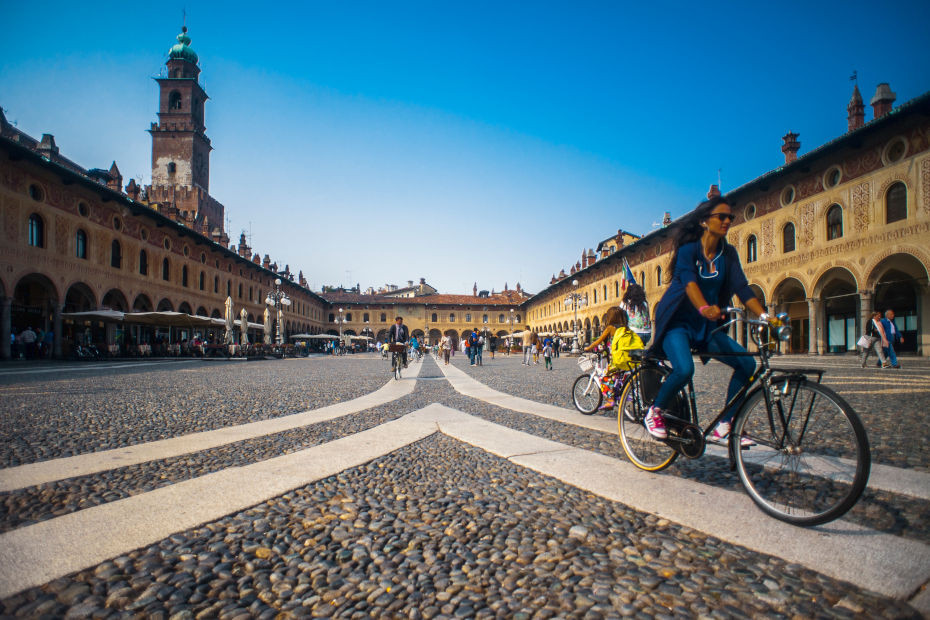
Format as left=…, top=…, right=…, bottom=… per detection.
left=146, top=27, right=227, bottom=244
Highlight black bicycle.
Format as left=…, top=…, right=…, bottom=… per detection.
left=388, top=343, right=406, bottom=380
left=617, top=307, right=871, bottom=526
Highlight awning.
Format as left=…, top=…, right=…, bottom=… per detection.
left=63, top=310, right=262, bottom=330
left=61, top=310, right=126, bottom=322
left=292, top=334, right=340, bottom=340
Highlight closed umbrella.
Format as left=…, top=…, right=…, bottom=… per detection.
left=240, top=308, right=249, bottom=345
left=263, top=307, right=272, bottom=345
left=224, top=297, right=234, bottom=345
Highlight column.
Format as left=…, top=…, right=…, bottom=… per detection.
left=858, top=290, right=873, bottom=344
left=53, top=303, right=63, bottom=359
left=1, top=297, right=11, bottom=360
left=807, top=298, right=822, bottom=355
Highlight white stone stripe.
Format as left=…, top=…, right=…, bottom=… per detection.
left=0, top=360, right=425, bottom=493
left=0, top=405, right=927, bottom=605
left=437, top=361, right=930, bottom=501
left=0, top=359, right=202, bottom=376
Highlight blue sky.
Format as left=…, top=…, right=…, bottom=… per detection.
left=3, top=1, right=929, bottom=294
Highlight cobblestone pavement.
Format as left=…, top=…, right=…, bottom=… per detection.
left=0, top=356, right=388, bottom=467
left=455, top=352, right=930, bottom=471
left=0, top=354, right=926, bottom=617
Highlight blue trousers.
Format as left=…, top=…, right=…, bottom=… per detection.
left=654, top=327, right=755, bottom=424
left=883, top=343, right=899, bottom=366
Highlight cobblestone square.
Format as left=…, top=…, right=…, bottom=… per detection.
left=0, top=353, right=928, bottom=617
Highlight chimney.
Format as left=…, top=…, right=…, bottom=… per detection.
left=125, top=178, right=141, bottom=201
left=870, top=83, right=896, bottom=119
left=781, top=132, right=800, bottom=164
left=707, top=184, right=721, bottom=199
left=252, top=253, right=261, bottom=264
left=262, top=254, right=271, bottom=269
left=847, top=84, right=865, bottom=131
left=37, top=134, right=59, bottom=156
left=107, top=162, right=123, bottom=193
left=616, top=229, right=625, bottom=248
left=663, top=212, right=672, bottom=227
left=237, top=233, right=250, bottom=257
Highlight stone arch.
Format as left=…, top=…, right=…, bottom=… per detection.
left=376, top=329, right=388, bottom=342
left=811, top=262, right=860, bottom=298
left=101, top=288, right=129, bottom=312
left=210, top=309, right=222, bottom=319
left=444, top=329, right=460, bottom=349
left=133, top=294, right=153, bottom=312
left=864, top=245, right=930, bottom=291
left=196, top=306, right=208, bottom=317
left=411, top=329, right=424, bottom=342
left=867, top=251, right=929, bottom=353
left=428, top=329, right=442, bottom=344
left=876, top=175, right=910, bottom=202
left=178, top=302, right=193, bottom=315
left=814, top=267, right=859, bottom=354
left=64, top=282, right=97, bottom=313
left=156, top=298, right=175, bottom=312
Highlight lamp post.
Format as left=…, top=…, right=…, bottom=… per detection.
left=264, top=278, right=291, bottom=345
left=334, top=308, right=345, bottom=349
left=564, top=279, right=587, bottom=355
left=509, top=308, right=515, bottom=355
left=362, top=320, right=372, bottom=351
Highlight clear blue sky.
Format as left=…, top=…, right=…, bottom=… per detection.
left=3, top=1, right=929, bottom=294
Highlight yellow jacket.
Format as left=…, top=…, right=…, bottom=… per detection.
left=609, top=326, right=644, bottom=372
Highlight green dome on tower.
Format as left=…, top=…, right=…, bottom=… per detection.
left=168, top=27, right=199, bottom=64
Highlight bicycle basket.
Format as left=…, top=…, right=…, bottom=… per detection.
left=578, top=356, right=595, bottom=373
left=388, top=343, right=407, bottom=353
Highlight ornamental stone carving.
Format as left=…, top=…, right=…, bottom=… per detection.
left=761, top=219, right=774, bottom=258
left=852, top=182, right=870, bottom=233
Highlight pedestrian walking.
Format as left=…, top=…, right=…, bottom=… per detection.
left=441, top=333, right=452, bottom=365
left=20, top=326, right=37, bottom=360
left=522, top=327, right=533, bottom=365
left=543, top=340, right=553, bottom=370
left=858, top=311, right=890, bottom=368
left=881, top=309, right=904, bottom=368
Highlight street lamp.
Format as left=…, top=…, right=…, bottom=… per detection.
left=564, top=278, right=587, bottom=355
left=334, top=308, right=345, bottom=347
left=264, top=278, right=291, bottom=345
left=362, top=320, right=372, bottom=350
left=509, top=308, right=515, bottom=354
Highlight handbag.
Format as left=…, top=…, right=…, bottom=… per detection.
left=856, top=335, right=874, bottom=348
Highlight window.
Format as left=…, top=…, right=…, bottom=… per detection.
left=432, top=313, right=438, bottom=322
left=346, top=313, right=352, bottom=321
left=199, top=272, right=205, bottom=290
left=603, top=284, right=607, bottom=300
left=76, top=230, right=87, bottom=259
left=450, top=313, right=456, bottom=322
left=162, top=258, right=170, bottom=281
left=615, top=281, right=619, bottom=298
left=28, top=184, right=44, bottom=201
left=783, top=223, right=796, bottom=253
left=28, top=214, right=44, bottom=247
left=823, top=166, right=842, bottom=189
left=167, top=162, right=176, bottom=175
left=214, top=275, right=219, bottom=293
left=226, top=280, right=231, bottom=296
left=329, top=313, right=335, bottom=322
left=826, top=204, right=843, bottom=240
left=744, top=204, right=757, bottom=220
left=139, top=250, right=148, bottom=275
left=465, top=313, right=472, bottom=322
left=483, top=314, right=488, bottom=324
left=656, top=266, right=662, bottom=287
left=111, top=240, right=122, bottom=268
left=747, top=235, right=758, bottom=263
left=380, top=313, right=386, bottom=322
left=238, top=283, right=243, bottom=298
left=183, top=266, right=189, bottom=288
left=515, top=314, right=521, bottom=323
left=781, top=186, right=795, bottom=206
left=498, top=314, right=504, bottom=323
left=593, top=290, right=597, bottom=304
left=169, top=91, right=182, bottom=110
left=886, top=182, right=907, bottom=224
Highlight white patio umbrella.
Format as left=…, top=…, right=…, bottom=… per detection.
left=240, top=308, right=249, bottom=345
left=224, top=296, right=234, bottom=344
left=263, top=307, right=272, bottom=344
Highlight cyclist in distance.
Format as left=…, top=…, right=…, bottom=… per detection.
left=410, top=334, right=420, bottom=360
left=387, top=316, right=410, bottom=368
left=643, top=195, right=773, bottom=445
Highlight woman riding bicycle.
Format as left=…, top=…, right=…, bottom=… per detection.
left=643, top=195, right=772, bottom=445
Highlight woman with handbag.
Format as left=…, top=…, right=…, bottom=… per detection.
left=859, top=311, right=890, bottom=368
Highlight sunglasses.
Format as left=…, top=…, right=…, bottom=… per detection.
left=708, top=213, right=735, bottom=222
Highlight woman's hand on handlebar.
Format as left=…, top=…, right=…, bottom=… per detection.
left=701, top=304, right=724, bottom=320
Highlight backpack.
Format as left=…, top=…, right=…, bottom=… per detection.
left=468, top=332, right=479, bottom=347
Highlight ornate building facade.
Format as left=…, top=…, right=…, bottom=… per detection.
left=523, top=84, right=930, bottom=357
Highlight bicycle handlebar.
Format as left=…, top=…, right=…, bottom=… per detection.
left=711, top=307, right=791, bottom=342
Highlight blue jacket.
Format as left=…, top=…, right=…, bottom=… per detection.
left=650, top=239, right=755, bottom=352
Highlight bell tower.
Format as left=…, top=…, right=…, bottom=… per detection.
left=146, top=27, right=226, bottom=244
left=149, top=27, right=211, bottom=191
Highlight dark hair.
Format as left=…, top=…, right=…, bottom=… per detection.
left=622, top=283, right=647, bottom=311
left=666, top=195, right=734, bottom=283
left=603, top=306, right=626, bottom=328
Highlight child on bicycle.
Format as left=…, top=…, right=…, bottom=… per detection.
left=585, top=307, right=643, bottom=409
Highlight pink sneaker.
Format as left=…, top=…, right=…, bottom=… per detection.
left=644, top=406, right=667, bottom=439
left=709, top=421, right=756, bottom=447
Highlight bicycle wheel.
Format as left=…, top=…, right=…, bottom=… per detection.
left=733, top=379, right=870, bottom=526
left=394, top=355, right=402, bottom=380
left=572, top=374, right=602, bottom=414
left=617, top=364, right=682, bottom=472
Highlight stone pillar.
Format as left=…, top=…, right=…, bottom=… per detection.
left=808, top=298, right=822, bottom=355
left=858, top=290, right=873, bottom=341
left=1, top=297, right=11, bottom=360
left=53, top=303, right=64, bottom=359
left=919, top=284, right=930, bottom=358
